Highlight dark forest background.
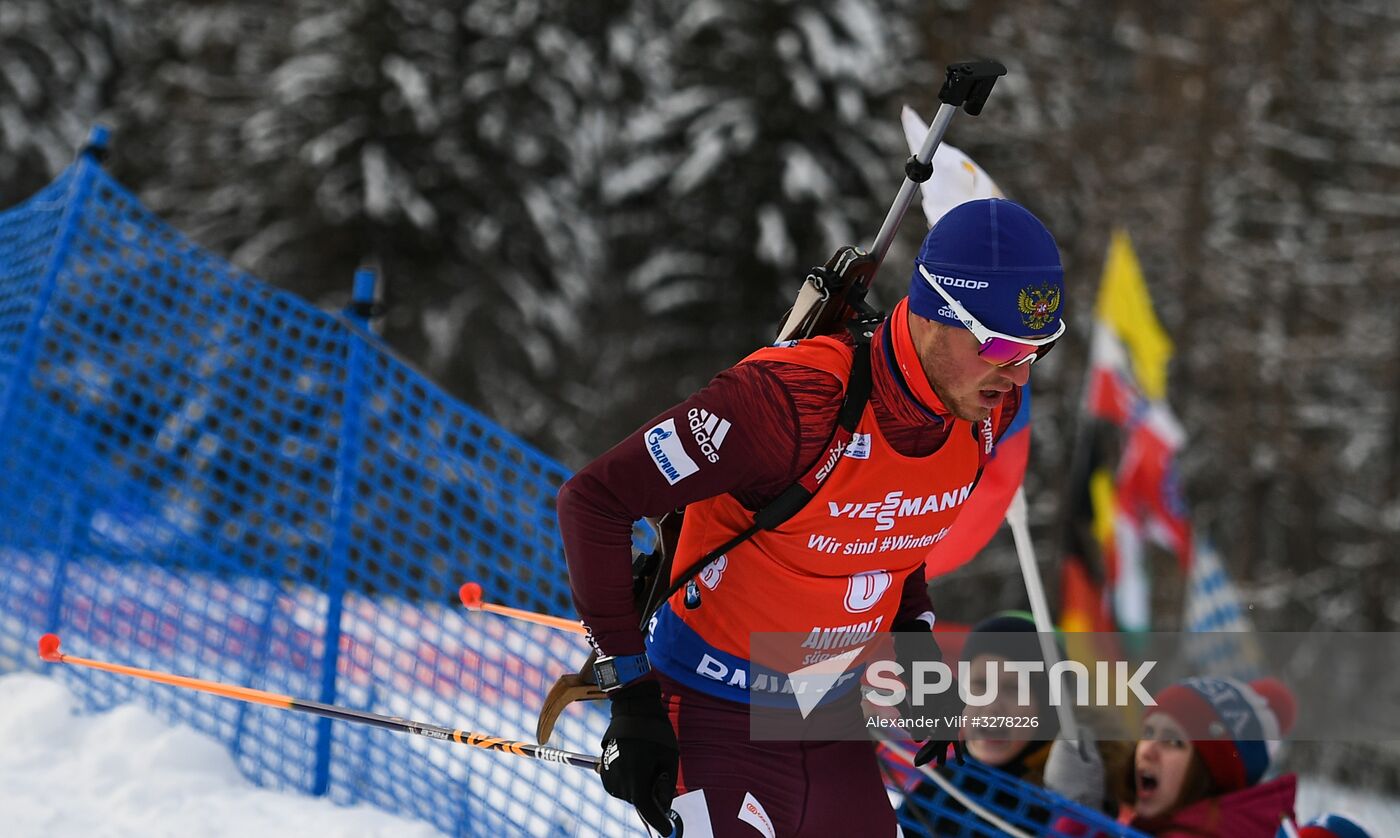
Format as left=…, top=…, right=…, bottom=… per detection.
left=4, top=0, right=1398, bottom=652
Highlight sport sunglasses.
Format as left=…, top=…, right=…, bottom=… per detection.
left=918, top=265, right=1066, bottom=367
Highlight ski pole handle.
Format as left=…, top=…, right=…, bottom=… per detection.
left=37, top=633, right=602, bottom=771
left=868, top=59, right=1007, bottom=268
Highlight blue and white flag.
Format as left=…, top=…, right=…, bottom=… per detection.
left=1183, top=538, right=1261, bottom=679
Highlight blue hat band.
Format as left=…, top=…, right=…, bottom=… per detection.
left=1181, top=677, right=1274, bottom=786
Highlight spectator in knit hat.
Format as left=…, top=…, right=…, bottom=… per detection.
left=1121, top=676, right=1298, bottom=837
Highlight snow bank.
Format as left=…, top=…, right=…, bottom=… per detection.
left=5, top=670, right=1395, bottom=837
left=0, top=672, right=444, bottom=838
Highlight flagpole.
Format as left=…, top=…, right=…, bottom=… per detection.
left=1012, top=249, right=1104, bottom=743
left=1032, top=245, right=1123, bottom=740
left=1056, top=248, right=1121, bottom=633
left=1005, top=487, right=1081, bottom=742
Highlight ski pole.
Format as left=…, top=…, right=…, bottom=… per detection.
left=451, top=594, right=685, bottom=837
left=39, top=634, right=686, bottom=836
left=458, top=582, right=587, bottom=635
left=36, top=633, right=600, bottom=770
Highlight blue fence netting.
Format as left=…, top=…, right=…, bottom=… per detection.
left=882, top=742, right=1146, bottom=837
left=0, top=128, right=632, bottom=837
left=0, top=128, right=1139, bottom=837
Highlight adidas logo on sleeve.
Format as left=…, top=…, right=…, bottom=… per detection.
left=687, top=408, right=732, bottom=463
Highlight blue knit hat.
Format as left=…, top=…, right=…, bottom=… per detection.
left=1288, top=814, right=1373, bottom=838
left=907, top=198, right=1065, bottom=339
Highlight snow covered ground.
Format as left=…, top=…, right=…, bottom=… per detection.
left=1295, top=776, right=1400, bottom=836
left=0, top=672, right=444, bottom=838
left=3, top=670, right=1397, bottom=837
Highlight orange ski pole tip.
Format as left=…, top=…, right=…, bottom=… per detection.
left=38, top=633, right=63, bottom=662
left=458, top=582, right=485, bottom=608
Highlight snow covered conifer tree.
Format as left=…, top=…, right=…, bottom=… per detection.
left=582, top=0, right=926, bottom=448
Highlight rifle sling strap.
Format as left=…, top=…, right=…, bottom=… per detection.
left=534, top=318, right=882, bottom=743
left=641, top=316, right=880, bottom=624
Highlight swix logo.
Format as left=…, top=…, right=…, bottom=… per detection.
left=844, top=432, right=871, bottom=460
left=981, top=417, right=995, bottom=454
left=844, top=570, right=892, bottom=614
left=813, top=440, right=846, bottom=483
left=828, top=486, right=975, bottom=531
left=687, top=408, right=731, bottom=463
left=926, top=271, right=990, bottom=291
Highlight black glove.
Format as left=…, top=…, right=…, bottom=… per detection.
left=893, top=619, right=966, bottom=767
left=600, top=680, right=679, bottom=834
